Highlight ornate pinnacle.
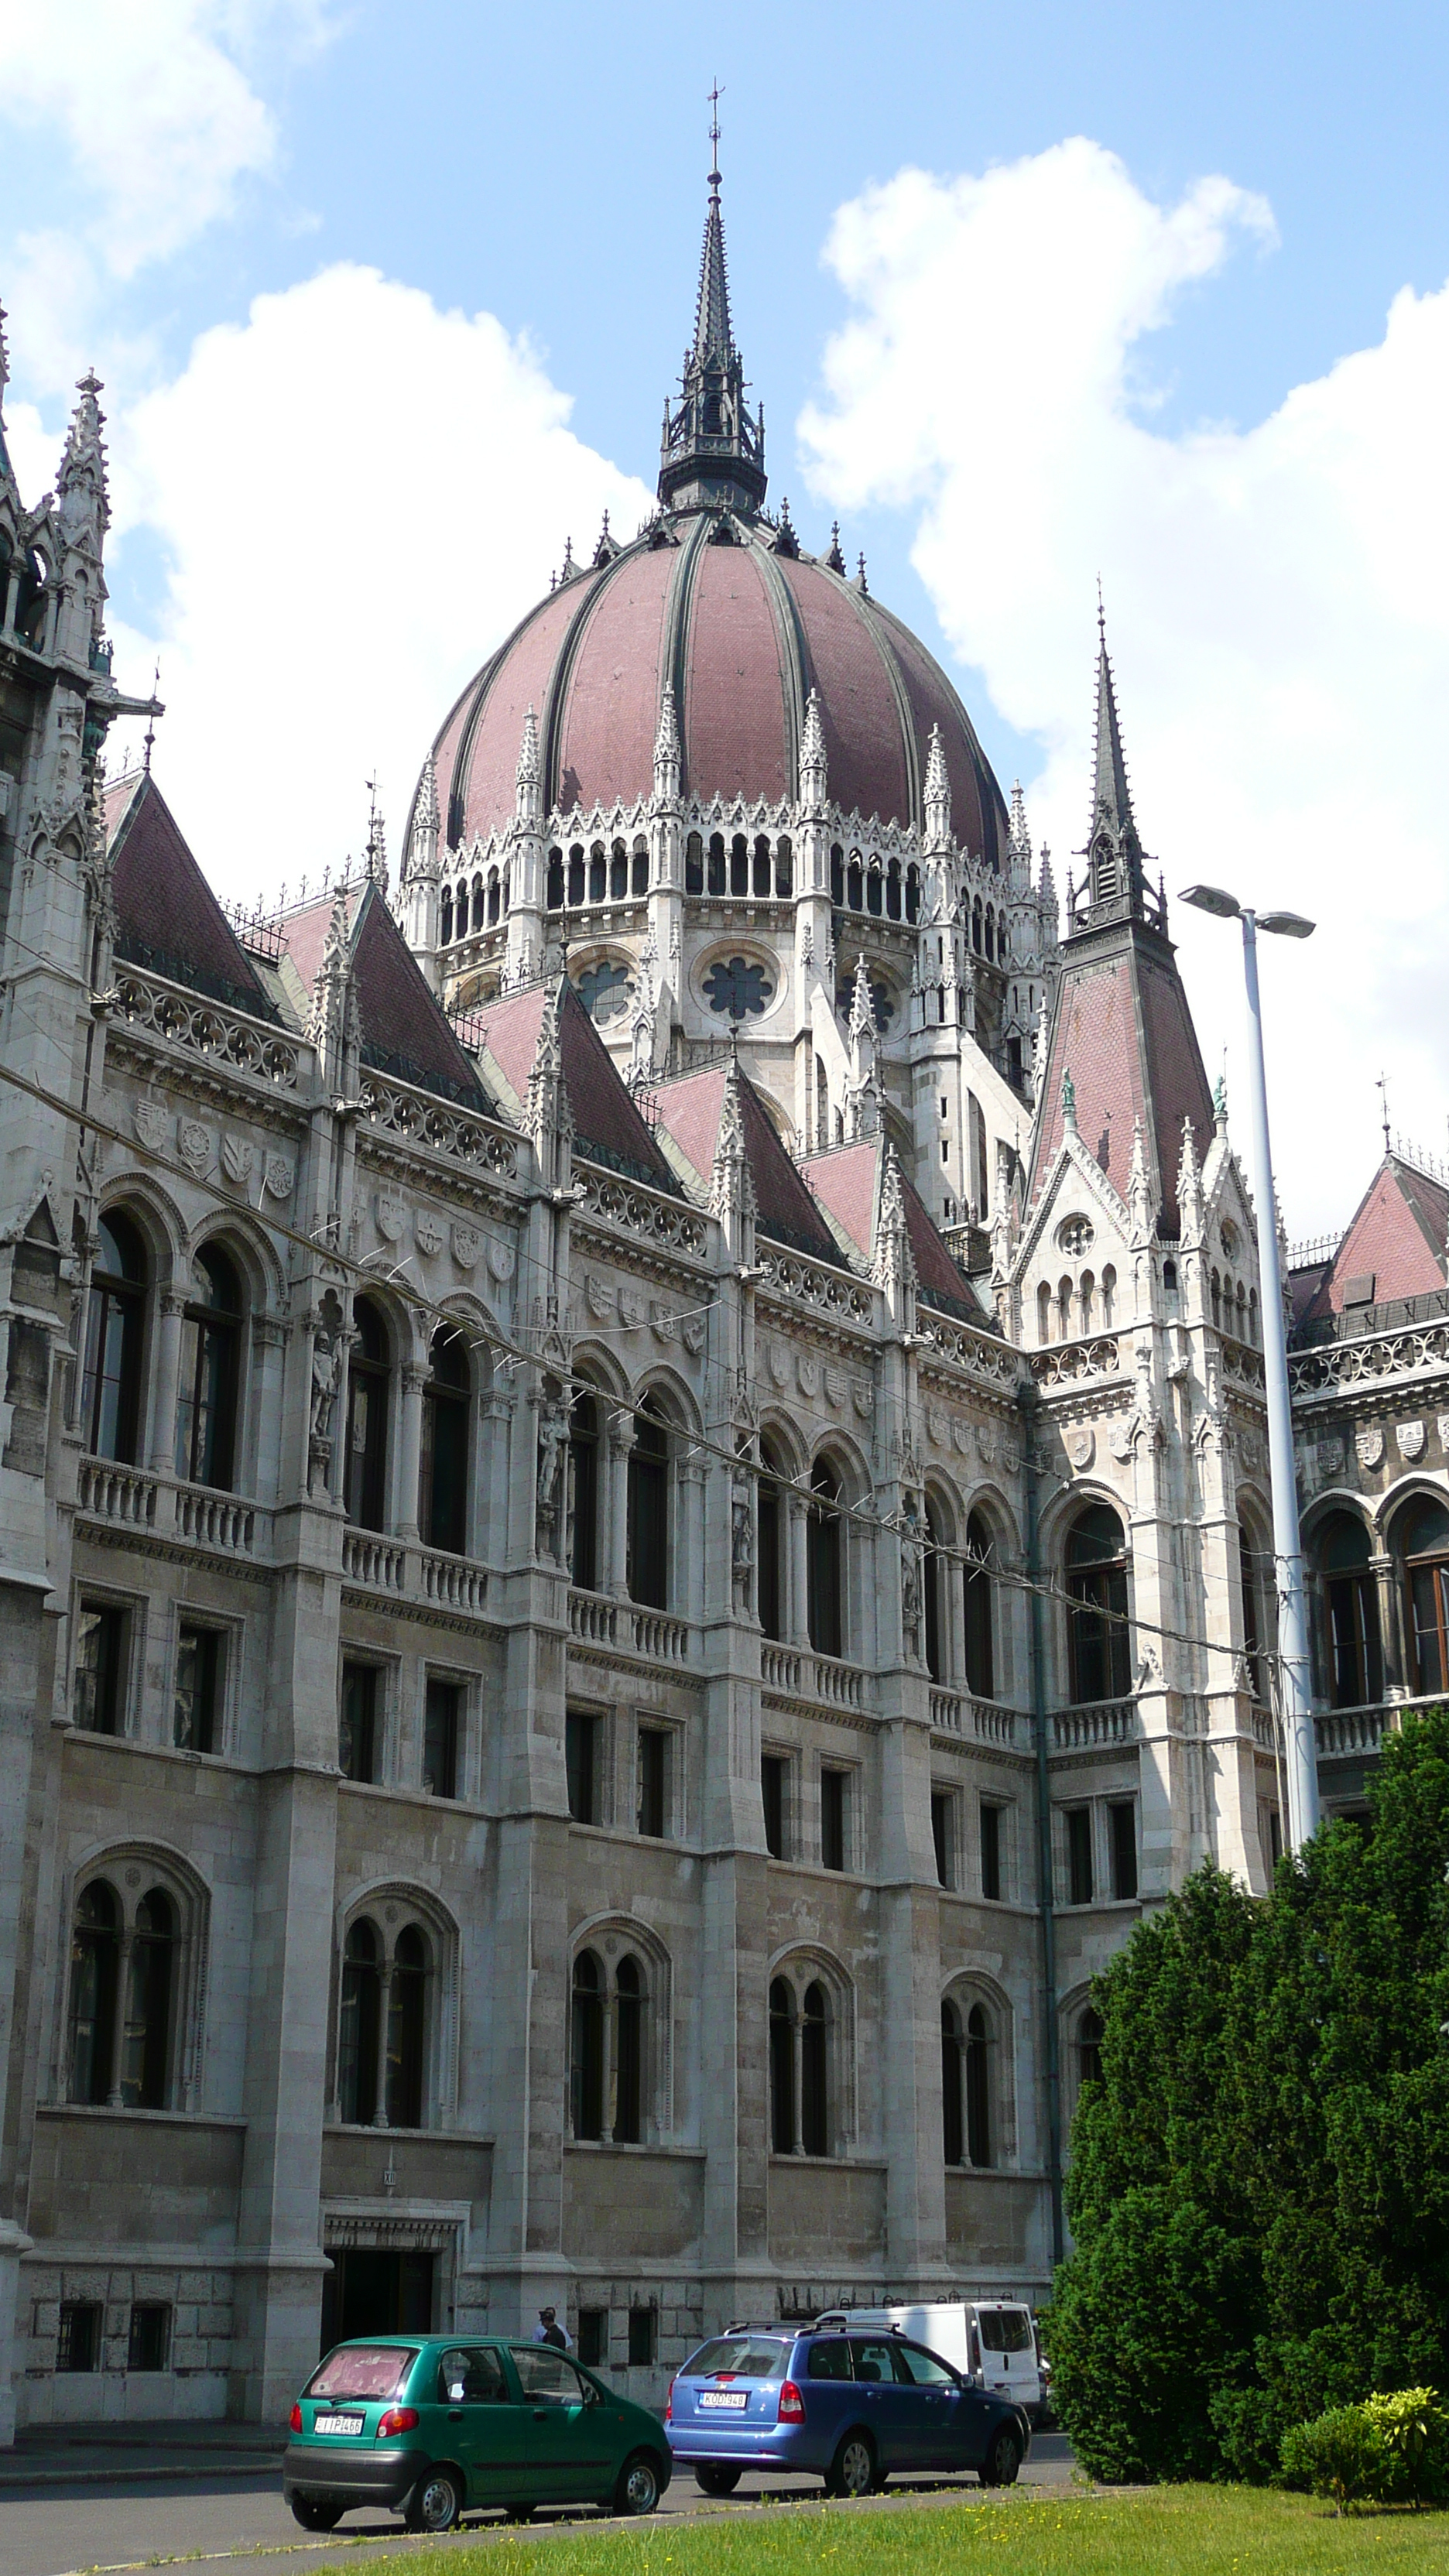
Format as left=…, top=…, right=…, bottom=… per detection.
left=516, top=704, right=541, bottom=795
left=1060, top=1067, right=1077, bottom=1131
left=824, top=522, right=846, bottom=576
left=416, top=750, right=440, bottom=834
left=800, top=687, right=827, bottom=808
left=849, top=951, right=875, bottom=1043
left=57, top=368, right=110, bottom=533
left=923, top=722, right=951, bottom=846
left=872, top=1145, right=916, bottom=1315
left=363, top=780, right=388, bottom=892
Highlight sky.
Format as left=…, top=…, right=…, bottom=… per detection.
left=3, top=0, right=1449, bottom=1235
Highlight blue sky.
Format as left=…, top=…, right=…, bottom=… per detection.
left=4, top=1, right=1449, bottom=1221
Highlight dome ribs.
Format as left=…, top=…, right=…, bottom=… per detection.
left=777, top=555, right=909, bottom=829
left=683, top=539, right=790, bottom=807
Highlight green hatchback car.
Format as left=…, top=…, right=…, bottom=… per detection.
left=284, top=2336, right=672, bottom=2532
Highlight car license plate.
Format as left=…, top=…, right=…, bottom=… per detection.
left=700, top=2391, right=748, bottom=2410
left=314, top=2413, right=365, bottom=2436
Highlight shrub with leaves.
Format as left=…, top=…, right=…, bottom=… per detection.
left=1043, top=1709, right=1449, bottom=2483
left=1280, top=2387, right=1449, bottom=2511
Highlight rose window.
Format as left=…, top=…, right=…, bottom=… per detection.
left=704, top=957, right=773, bottom=1020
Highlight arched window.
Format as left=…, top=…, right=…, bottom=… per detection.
left=707, top=834, right=726, bottom=896
left=752, top=835, right=771, bottom=897
left=440, top=886, right=454, bottom=944
left=610, top=841, right=628, bottom=901
left=801, top=1982, right=830, bottom=2155
left=730, top=834, right=748, bottom=896
left=589, top=843, right=606, bottom=903
left=769, top=1978, right=795, bottom=2154
left=1077, top=2006, right=1104, bottom=2092
left=337, top=1919, right=382, bottom=2126
left=420, top=1326, right=469, bottom=1554
left=68, top=1880, right=119, bottom=2104
left=685, top=832, right=704, bottom=895
left=626, top=1402, right=669, bottom=1609
left=923, top=1497, right=947, bottom=1682
left=866, top=860, right=882, bottom=917
left=886, top=858, right=902, bottom=920
left=385, top=1925, right=427, bottom=2129
left=830, top=846, right=844, bottom=907
left=1315, top=1511, right=1382, bottom=1709
left=546, top=850, right=564, bottom=911
left=570, top=1950, right=605, bottom=2140
left=1238, top=1523, right=1268, bottom=1704
left=471, top=874, right=485, bottom=932
left=175, top=1244, right=242, bottom=1491
left=1066, top=1504, right=1130, bottom=1701
left=82, top=1213, right=146, bottom=1463
left=1399, top=1495, right=1449, bottom=1695
left=940, top=1999, right=964, bottom=2166
left=615, top=1954, right=643, bottom=2144
left=632, top=838, right=649, bottom=896
left=964, top=1509, right=995, bottom=1698
left=1036, top=1280, right=1052, bottom=1344
left=807, top=1460, right=844, bottom=1660
left=775, top=838, right=793, bottom=897
left=846, top=855, right=863, bottom=911
left=1101, top=1265, right=1116, bottom=1328
left=487, top=869, right=500, bottom=925
left=965, top=2002, right=992, bottom=2167
left=758, top=1442, right=784, bottom=1642
left=906, top=865, right=920, bottom=924
left=972, top=899, right=983, bottom=955
left=567, top=845, right=585, bottom=906
left=344, top=1297, right=390, bottom=1530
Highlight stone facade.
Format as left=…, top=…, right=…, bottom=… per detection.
left=0, top=204, right=1444, bottom=2445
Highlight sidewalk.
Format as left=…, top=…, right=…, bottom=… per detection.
left=0, top=2418, right=286, bottom=2489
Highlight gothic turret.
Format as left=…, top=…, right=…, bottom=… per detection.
left=1076, top=604, right=1158, bottom=930
left=658, top=104, right=766, bottom=516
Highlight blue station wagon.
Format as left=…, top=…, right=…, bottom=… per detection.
left=666, top=2326, right=1030, bottom=2498
left=284, top=2336, right=671, bottom=2531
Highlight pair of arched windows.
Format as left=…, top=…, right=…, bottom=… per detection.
left=922, top=1503, right=997, bottom=1694
left=769, top=1975, right=832, bottom=2157
left=337, top=1917, right=431, bottom=2129
left=83, top=1217, right=243, bottom=1492
left=67, top=1878, right=177, bottom=2110
left=570, top=1950, right=648, bottom=2143
left=344, top=1300, right=471, bottom=1553
left=1065, top=1504, right=1131, bottom=1702
left=1309, top=1494, right=1449, bottom=1706
left=940, top=1997, right=994, bottom=2167
left=566, top=1389, right=672, bottom=1608
left=806, top=1461, right=844, bottom=1660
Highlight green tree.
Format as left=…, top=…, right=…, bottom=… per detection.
left=1043, top=1709, right=1449, bottom=2482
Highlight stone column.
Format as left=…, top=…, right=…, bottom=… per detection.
left=147, top=1293, right=186, bottom=1476
left=786, top=1490, right=810, bottom=1649
left=397, top=1363, right=426, bottom=1543
left=1371, top=1550, right=1404, bottom=1696
left=608, top=1420, right=634, bottom=1599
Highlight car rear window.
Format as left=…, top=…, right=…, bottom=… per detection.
left=308, top=2345, right=417, bottom=2400
left=978, top=2309, right=1033, bottom=2354
left=683, top=2338, right=788, bottom=2380
left=807, top=2338, right=852, bottom=2380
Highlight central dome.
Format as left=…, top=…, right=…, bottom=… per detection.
left=418, top=149, right=1009, bottom=874
left=430, top=519, right=1009, bottom=862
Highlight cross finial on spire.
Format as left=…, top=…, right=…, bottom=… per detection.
left=1378, top=1069, right=1391, bottom=1153
left=708, top=78, right=723, bottom=181
left=142, top=661, right=160, bottom=773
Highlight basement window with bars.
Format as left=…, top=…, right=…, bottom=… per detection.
left=57, top=2301, right=101, bottom=2372
left=128, top=2304, right=171, bottom=2372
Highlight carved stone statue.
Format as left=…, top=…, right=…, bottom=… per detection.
left=310, top=1329, right=342, bottom=1443
left=731, top=1479, right=754, bottom=1604
left=536, top=1400, right=567, bottom=1558
left=900, top=1502, right=923, bottom=1655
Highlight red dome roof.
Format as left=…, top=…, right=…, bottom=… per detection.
left=426, top=516, right=1009, bottom=863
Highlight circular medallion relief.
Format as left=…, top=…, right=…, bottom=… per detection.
left=1057, top=1215, right=1094, bottom=1257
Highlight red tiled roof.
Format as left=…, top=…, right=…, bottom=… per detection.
left=276, top=885, right=489, bottom=1107
left=1029, top=923, right=1214, bottom=1236
left=652, top=1064, right=841, bottom=1262
left=105, top=772, right=274, bottom=1016
left=801, top=1136, right=977, bottom=1313
left=474, top=982, right=676, bottom=1189
left=422, top=522, right=1011, bottom=853
left=1303, top=1156, right=1448, bottom=1319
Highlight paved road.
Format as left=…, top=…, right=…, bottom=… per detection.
left=0, top=2437, right=1077, bottom=2576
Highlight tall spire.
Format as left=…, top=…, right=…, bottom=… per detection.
left=57, top=370, right=110, bottom=540
left=1080, top=596, right=1152, bottom=920
left=658, top=93, right=766, bottom=516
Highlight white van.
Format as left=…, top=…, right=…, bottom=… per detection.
left=814, top=2300, right=1047, bottom=2420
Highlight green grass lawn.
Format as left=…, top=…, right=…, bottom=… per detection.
left=384, top=2485, right=1449, bottom=2576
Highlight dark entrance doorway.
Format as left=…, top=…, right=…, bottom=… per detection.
left=321, top=2249, right=435, bottom=2354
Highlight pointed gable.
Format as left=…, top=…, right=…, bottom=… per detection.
left=1304, top=1153, right=1449, bottom=1322
left=106, top=770, right=277, bottom=1022
left=652, top=1064, right=840, bottom=1262
left=476, top=982, right=678, bottom=1190
left=1029, top=933, right=1213, bottom=1237
left=276, top=882, right=492, bottom=1109
left=802, top=1137, right=984, bottom=1321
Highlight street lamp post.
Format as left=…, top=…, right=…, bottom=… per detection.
left=1181, top=884, right=1320, bottom=1855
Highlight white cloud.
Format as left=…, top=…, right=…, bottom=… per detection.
left=800, top=137, right=1449, bottom=1231
left=101, top=262, right=653, bottom=900
left=0, top=2, right=331, bottom=391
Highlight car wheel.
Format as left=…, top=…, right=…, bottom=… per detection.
left=981, top=2425, right=1022, bottom=2489
left=405, top=2467, right=463, bottom=2533
left=289, top=2499, right=343, bottom=2532
left=826, top=2432, right=876, bottom=2499
left=694, top=2463, right=742, bottom=2496
left=614, top=2449, right=663, bottom=2516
